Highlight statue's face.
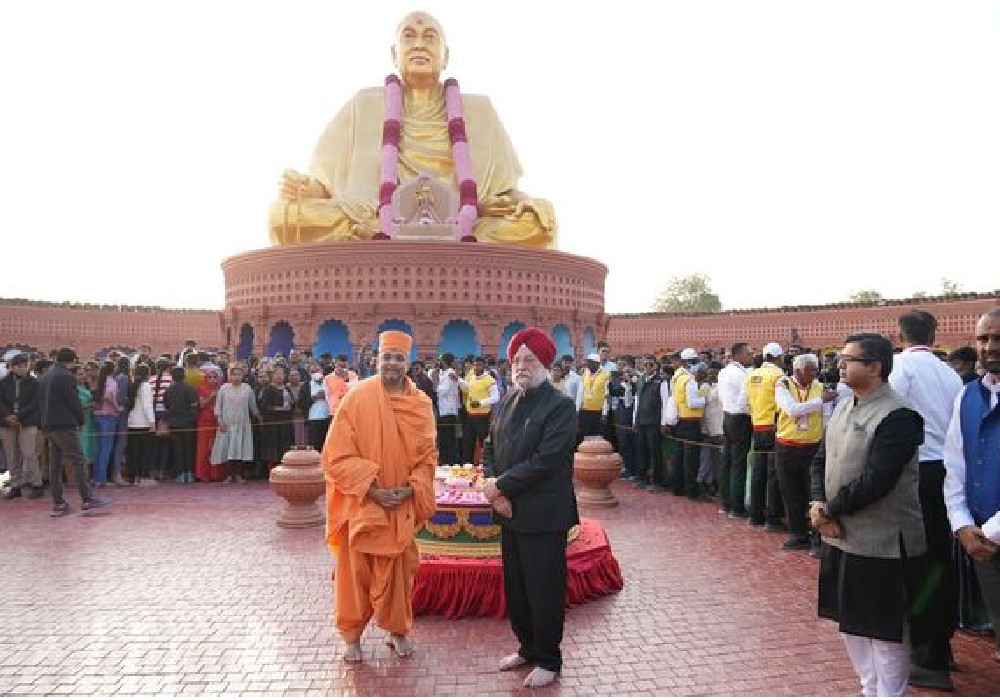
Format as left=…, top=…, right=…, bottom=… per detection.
left=392, top=12, right=447, bottom=81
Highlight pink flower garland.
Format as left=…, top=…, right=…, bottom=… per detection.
left=375, top=75, right=403, bottom=240
left=378, top=74, right=477, bottom=242
left=443, top=77, right=478, bottom=242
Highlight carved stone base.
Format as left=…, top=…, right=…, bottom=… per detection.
left=269, top=446, right=325, bottom=528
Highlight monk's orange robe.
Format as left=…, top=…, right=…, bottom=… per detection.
left=322, top=376, right=437, bottom=642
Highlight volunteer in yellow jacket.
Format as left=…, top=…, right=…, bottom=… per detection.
left=774, top=353, right=836, bottom=553
left=458, top=357, right=499, bottom=463
left=577, top=353, right=610, bottom=441
left=739, top=342, right=787, bottom=529
left=671, top=348, right=708, bottom=499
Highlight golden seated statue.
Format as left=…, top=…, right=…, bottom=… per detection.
left=268, top=11, right=557, bottom=249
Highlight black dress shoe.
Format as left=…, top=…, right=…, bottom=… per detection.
left=28, top=486, right=44, bottom=499
left=3, top=487, right=22, bottom=500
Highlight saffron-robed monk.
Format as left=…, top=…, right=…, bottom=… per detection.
left=322, top=330, right=437, bottom=661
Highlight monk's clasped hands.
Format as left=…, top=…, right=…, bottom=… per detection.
left=368, top=485, right=414, bottom=509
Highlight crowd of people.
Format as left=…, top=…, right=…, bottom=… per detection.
left=2, top=308, right=999, bottom=695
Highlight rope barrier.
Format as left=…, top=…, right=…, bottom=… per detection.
left=40, top=413, right=782, bottom=455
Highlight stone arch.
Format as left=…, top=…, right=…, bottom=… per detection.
left=498, top=321, right=526, bottom=359
left=266, top=321, right=294, bottom=358
left=552, top=324, right=574, bottom=360
left=236, top=323, right=254, bottom=361
left=313, top=319, right=352, bottom=361
left=582, top=327, right=597, bottom=356
left=375, top=319, right=418, bottom=361
left=438, top=319, right=480, bottom=359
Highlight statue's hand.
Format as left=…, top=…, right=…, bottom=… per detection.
left=509, top=197, right=555, bottom=231
left=279, top=169, right=327, bottom=201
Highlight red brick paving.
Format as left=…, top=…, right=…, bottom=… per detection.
left=1, top=481, right=997, bottom=696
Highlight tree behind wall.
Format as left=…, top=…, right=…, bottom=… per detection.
left=651, top=273, right=722, bottom=313
left=849, top=289, right=884, bottom=304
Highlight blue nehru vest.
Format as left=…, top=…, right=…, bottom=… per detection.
left=959, top=380, right=1000, bottom=526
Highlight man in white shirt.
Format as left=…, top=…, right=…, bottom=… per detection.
left=559, top=355, right=582, bottom=409
left=943, top=307, right=1000, bottom=664
left=718, top=342, right=753, bottom=518
left=433, top=353, right=462, bottom=465
left=698, top=362, right=725, bottom=498
left=888, top=310, right=963, bottom=691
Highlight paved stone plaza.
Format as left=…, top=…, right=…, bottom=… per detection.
left=2, top=482, right=997, bottom=696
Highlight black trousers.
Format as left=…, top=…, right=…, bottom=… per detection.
left=749, top=429, right=783, bottom=524
left=462, top=414, right=491, bottom=463
left=672, top=419, right=703, bottom=498
left=722, top=413, right=751, bottom=514
left=436, top=414, right=460, bottom=465
left=775, top=442, right=819, bottom=537
left=908, top=461, right=958, bottom=673
left=501, top=528, right=568, bottom=673
left=578, top=410, right=604, bottom=441
left=126, top=428, right=153, bottom=481
left=635, top=425, right=663, bottom=486
left=168, top=427, right=196, bottom=476
left=308, top=417, right=331, bottom=452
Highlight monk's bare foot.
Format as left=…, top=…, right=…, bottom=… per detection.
left=341, top=642, right=363, bottom=662
left=523, top=667, right=558, bottom=687
left=498, top=653, right=528, bottom=671
left=387, top=634, right=414, bottom=658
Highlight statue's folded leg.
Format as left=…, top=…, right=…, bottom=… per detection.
left=268, top=199, right=377, bottom=245
left=473, top=214, right=556, bottom=249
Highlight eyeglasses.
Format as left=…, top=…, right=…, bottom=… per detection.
left=381, top=353, right=407, bottom=363
left=839, top=355, right=876, bottom=365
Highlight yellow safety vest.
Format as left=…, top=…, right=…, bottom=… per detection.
left=464, top=372, right=495, bottom=416
left=580, top=369, right=610, bottom=412
left=745, top=363, right=785, bottom=430
left=776, top=377, right=825, bottom=445
left=672, top=370, right=704, bottom=420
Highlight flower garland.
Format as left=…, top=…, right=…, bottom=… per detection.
left=378, top=74, right=477, bottom=242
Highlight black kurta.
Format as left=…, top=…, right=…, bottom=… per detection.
left=484, top=380, right=578, bottom=672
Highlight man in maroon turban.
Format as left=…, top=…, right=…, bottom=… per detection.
left=482, top=326, right=578, bottom=687
left=506, top=327, right=557, bottom=371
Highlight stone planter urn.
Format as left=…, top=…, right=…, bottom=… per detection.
left=269, top=446, right=325, bottom=528
left=573, top=436, right=622, bottom=508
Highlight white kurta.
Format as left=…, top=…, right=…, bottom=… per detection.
left=210, top=383, right=259, bottom=464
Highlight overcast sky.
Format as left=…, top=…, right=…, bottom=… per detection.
left=1, top=1, right=997, bottom=313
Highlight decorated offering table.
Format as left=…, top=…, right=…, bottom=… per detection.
left=412, top=466, right=624, bottom=618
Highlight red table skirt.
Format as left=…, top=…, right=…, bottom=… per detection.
left=412, top=518, right=624, bottom=619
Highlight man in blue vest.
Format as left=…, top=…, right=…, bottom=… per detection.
left=944, top=307, right=1000, bottom=664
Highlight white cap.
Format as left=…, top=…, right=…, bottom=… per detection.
left=585, top=352, right=601, bottom=362
left=680, top=348, right=698, bottom=361
left=763, top=342, right=784, bottom=358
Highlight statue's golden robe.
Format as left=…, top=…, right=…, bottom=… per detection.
left=269, top=87, right=554, bottom=247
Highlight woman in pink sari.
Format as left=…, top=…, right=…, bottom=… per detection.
left=195, top=369, right=222, bottom=482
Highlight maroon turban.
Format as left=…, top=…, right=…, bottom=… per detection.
left=507, top=327, right=557, bottom=368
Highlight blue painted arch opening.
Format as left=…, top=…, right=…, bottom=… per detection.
left=498, top=321, right=526, bottom=360
left=313, top=320, right=352, bottom=361
left=266, top=321, right=294, bottom=359
left=582, top=327, right=597, bottom=357
left=236, top=324, right=254, bottom=361
left=438, top=319, right=480, bottom=359
left=552, top=324, right=573, bottom=360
